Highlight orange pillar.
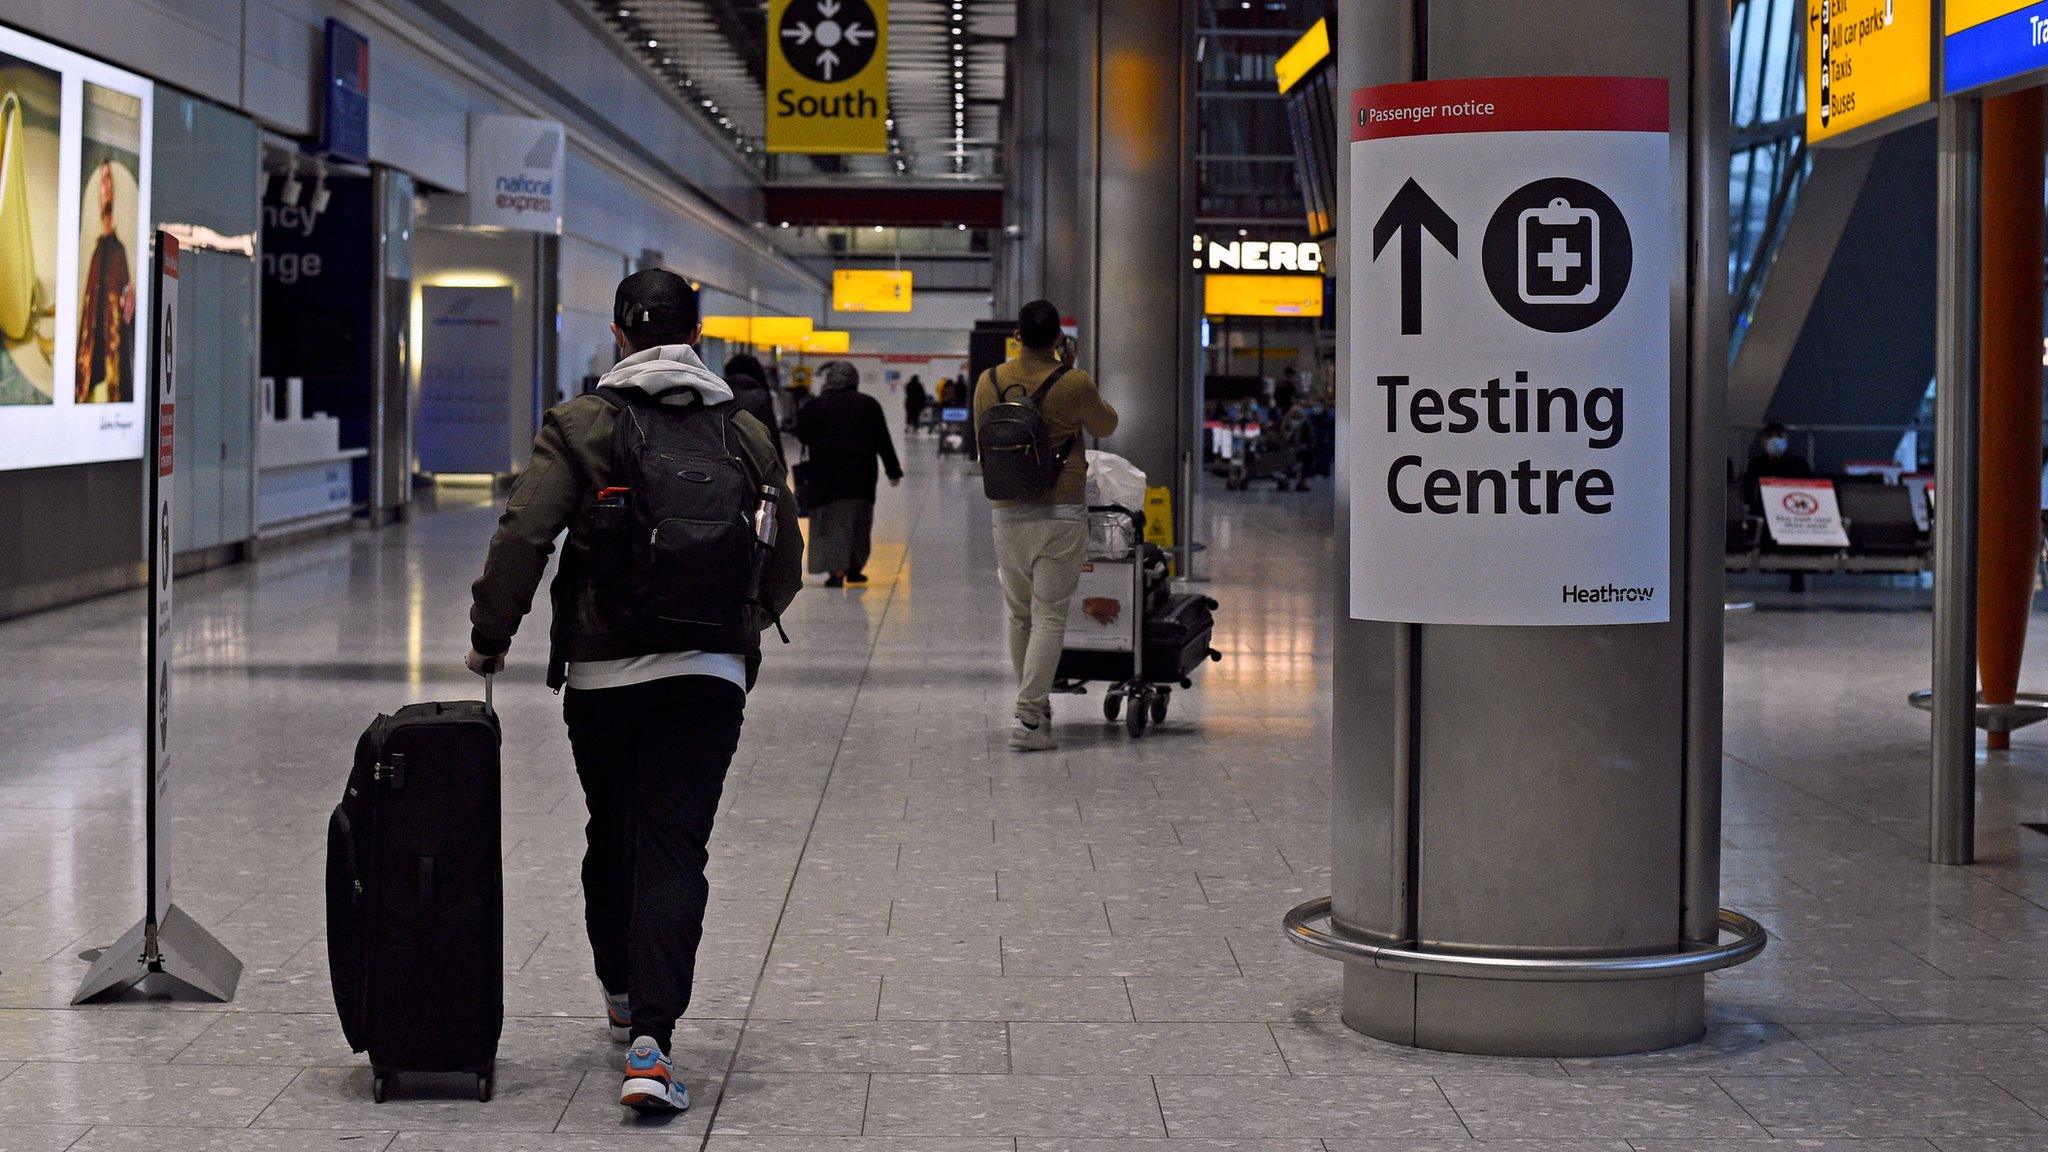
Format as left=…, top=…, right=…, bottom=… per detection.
left=1977, top=87, right=2045, bottom=752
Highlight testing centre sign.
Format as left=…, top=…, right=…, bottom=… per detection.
left=1807, top=0, right=1933, bottom=143
left=1349, top=76, right=1672, bottom=627
left=769, top=0, right=888, bottom=154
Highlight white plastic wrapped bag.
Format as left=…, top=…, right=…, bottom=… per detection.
left=1085, top=450, right=1147, bottom=512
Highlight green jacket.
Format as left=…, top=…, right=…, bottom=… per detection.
left=468, top=387, right=804, bottom=690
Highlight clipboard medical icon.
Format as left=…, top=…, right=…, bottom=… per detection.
left=1518, top=196, right=1600, bottom=305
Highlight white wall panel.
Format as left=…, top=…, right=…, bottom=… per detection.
left=1, top=0, right=242, bottom=106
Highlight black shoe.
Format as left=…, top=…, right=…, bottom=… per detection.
left=845, top=571, right=869, bottom=585
left=824, top=575, right=845, bottom=588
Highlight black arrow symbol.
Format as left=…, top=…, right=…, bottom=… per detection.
left=1372, top=178, right=1458, bottom=336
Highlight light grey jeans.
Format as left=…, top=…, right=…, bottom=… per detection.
left=992, top=509, right=1089, bottom=726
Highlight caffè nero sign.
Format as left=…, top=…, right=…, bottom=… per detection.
left=1195, top=236, right=1324, bottom=273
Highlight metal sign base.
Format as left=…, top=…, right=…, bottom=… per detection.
left=72, top=906, right=243, bottom=1004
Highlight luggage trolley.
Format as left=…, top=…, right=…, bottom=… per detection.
left=1053, top=505, right=1221, bottom=737
left=936, top=406, right=973, bottom=457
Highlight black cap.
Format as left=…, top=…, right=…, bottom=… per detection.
left=614, top=269, right=701, bottom=341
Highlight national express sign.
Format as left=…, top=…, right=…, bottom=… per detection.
left=768, top=0, right=889, bottom=154
left=468, top=115, right=566, bottom=233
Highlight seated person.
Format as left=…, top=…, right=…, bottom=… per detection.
left=1743, top=422, right=1813, bottom=516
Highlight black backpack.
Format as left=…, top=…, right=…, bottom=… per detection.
left=589, top=388, right=765, bottom=654
left=977, top=365, right=1073, bottom=500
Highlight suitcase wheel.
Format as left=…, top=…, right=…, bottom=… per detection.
left=1103, top=692, right=1123, bottom=722
left=372, top=1074, right=388, bottom=1104
left=478, top=1071, right=494, bottom=1102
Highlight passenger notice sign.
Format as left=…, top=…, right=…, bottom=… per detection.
left=768, top=0, right=889, bottom=154
left=1348, top=76, right=1673, bottom=626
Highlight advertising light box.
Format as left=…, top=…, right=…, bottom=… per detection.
left=1204, top=273, right=1325, bottom=317
left=0, top=24, right=154, bottom=472
left=833, top=268, right=913, bottom=312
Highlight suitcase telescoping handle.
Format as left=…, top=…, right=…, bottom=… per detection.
left=484, top=672, right=494, bottom=713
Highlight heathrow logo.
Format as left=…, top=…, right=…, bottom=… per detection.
left=780, top=0, right=879, bottom=82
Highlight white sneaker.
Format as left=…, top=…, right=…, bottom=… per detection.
left=1009, top=717, right=1056, bottom=752
left=604, top=991, right=631, bottom=1044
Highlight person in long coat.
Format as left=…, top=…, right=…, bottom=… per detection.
left=795, top=361, right=903, bottom=587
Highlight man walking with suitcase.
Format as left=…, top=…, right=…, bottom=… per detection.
left=973, top=299, right=1119, bottom=752
left=464, top=269, right=803, bottom=1113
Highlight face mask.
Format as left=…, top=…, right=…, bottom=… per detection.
left=1765, top=436, right=1788, bottom=456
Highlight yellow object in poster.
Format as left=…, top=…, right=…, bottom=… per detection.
left=767, top=0, right=889, bottom=154
left=1806, top=0, right=1931, bottom=144
left=1142, top=486, right=1174, bottom=550
left=1004, top=336, right=1021, bottom=361
left=1204, top=273, right=1324, bottom=318
left=833, top=268, right=912, bottom=312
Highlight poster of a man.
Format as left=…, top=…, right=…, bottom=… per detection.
left=76, top=82, right=141, bottom=405
left=0, top=51, right=60, bottom=406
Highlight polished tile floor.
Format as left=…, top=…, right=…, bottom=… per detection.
left=5, top=437, right=2048, bottom=1150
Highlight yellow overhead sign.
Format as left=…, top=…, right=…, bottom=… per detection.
left=701, top=315, right=818, bottom=345
left=1806, top=0, right=1932, bottom=144
left=1947, top=0, right=2028, bottom=34
left=700, top=316, right=753, bottom=341
left=767, top=0, right=889, bottom=154
left=796, top=329, right=851, bottom=353
left=833, top=268, right=913, bottom=312
left=1204, top=273, right=1324, bottom=318
left=749, top=315, right=816, bottom=345
left=1275, top=18, right=1330, bottom=95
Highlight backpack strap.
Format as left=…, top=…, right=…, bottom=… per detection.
left=1033, top=365, right=1079, bottom=466
left=1030, top=364, right=1073, bottom=407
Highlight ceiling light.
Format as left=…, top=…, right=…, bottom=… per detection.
left=874, top=225, right=885, bottom=233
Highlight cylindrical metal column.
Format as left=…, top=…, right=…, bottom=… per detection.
left=1975, top=88, right=2042, bottom=755
left=1033, top=0, right=1195, bottom=539
left=1310, top=0, right=1740, bottom=1057
left=1932, top=96, right=1983, bottom=864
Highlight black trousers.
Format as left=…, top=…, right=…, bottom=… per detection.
left=563, top=674, right=746, bottom=1052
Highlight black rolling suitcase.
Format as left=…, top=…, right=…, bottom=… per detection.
left=327, top=682, right=503, bottom=1103
left=1141, top=592, right=1219, bottom=682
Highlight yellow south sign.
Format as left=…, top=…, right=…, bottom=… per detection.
left=1805, top=0, right=1932, bottom=144
left=769, top=0, right=889, bottom=154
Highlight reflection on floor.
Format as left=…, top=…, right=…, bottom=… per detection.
left=4, top=436, right=2048, bottom=1147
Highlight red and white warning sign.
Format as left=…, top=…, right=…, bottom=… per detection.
left=1758, top=477, right=1850, bottom=548
left=1347, top=76, right=1674, bottom=626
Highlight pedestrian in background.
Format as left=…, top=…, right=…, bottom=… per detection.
left=796, top=360, right=903, bottom=587
left=721, top=353, right=784, bottom=466
left=904, top=374, right=929, bottom=434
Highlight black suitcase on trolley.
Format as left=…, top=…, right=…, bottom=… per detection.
left=1141, top=593, right=1219, bottom=681
left=327, top=693, right=503, bottom=1103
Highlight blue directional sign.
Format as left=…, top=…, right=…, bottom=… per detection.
left=1946, top=0, right=2048, bottom=94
